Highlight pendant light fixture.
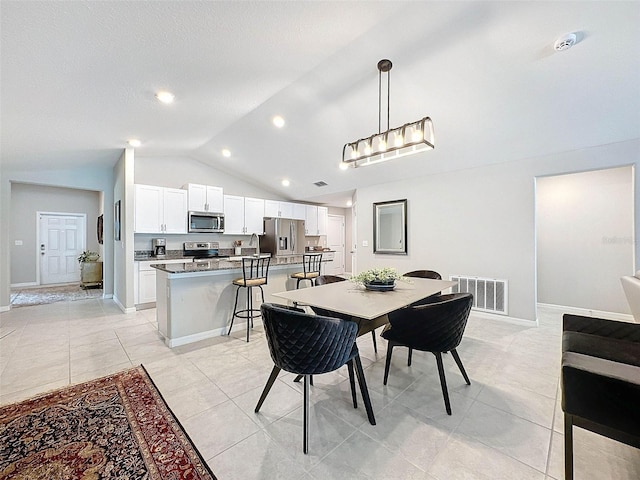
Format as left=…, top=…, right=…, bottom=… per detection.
left=342, top=59, right=434, bottom=168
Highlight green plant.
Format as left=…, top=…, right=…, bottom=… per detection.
left=77, top=250, right=100, bottom=263
left=350, top=267, right=405, bottom=285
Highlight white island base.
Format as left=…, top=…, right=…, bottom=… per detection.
left=155, top=263, right=304, bottom=347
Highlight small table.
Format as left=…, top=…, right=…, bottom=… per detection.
left=273, top=277, right=457, bottom=321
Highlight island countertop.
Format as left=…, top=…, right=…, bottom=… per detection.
left=151, top=254, right=332, bottom=275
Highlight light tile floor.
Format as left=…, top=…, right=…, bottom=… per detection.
left=1, top=300, right=638, bottom=479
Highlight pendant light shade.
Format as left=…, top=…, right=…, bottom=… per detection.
left=342, top=59, right=434, bottom=168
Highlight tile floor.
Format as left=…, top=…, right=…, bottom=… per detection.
left=1, top=300, right=638, bottom=479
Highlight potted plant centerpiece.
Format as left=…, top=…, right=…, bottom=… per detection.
left=351, top=267, right=405, bottom=291
left=77, top=250, right=102, bottom=288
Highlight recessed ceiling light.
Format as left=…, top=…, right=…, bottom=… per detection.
left=272, top=115, right=285, bottom=128
left=221, top=148, right=231, bottom=158
left=155, top=91, right=175, bottom=104
left=281, top=179, right=290, bottom=187
left=128, top=139, right=141, bottom=147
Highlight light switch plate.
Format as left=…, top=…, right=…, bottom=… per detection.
left=14, top=240, right=23, bottom=246
left=362, top=240, right=369, bottom=247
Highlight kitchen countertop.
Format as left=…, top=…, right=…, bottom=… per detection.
left=151, top=254, right=331, bottom=274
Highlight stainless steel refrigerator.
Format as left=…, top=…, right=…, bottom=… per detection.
left=261, top=218, right=305, bottom=256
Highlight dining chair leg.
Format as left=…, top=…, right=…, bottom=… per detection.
left=228, top=286, right=241, bottom=335
left=434, top=352, right=452, bottom=415
left=408, top=347, right=413, bottom=366
left=347, top=360, right=357, bottom=408
left=564, top=414, right=574, bottom=480
left=293, top=374, right=312, bottom=385
left=303, top=374, right=310, bottom=454
left=383, top=342, right=395, bottom=385
left=255, top=366, right=281, bottom=412
left=450, top=349, right=470, bottom=385
left=353, top=354, right=376, bottom=425
left=370, top=330, right=377, bottom=353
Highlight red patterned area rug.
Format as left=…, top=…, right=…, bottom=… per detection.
left=0, top=366, right=217, bottom=479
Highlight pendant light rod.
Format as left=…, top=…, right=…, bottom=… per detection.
left=377, top=59, right=392, bottom=134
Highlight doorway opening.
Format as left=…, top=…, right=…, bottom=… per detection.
left=535, top=165, right=635, bottom=319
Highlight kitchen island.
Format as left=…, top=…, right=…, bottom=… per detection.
left=152, top=256, right=327, bottom=347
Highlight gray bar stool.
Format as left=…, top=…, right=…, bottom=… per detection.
left=229, top=256, right=270, bottom=342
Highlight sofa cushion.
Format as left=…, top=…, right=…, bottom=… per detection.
left=563, top=331, right=640, bottom=367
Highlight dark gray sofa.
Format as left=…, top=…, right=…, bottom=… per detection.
left=561, top=314, right=640, bottom=479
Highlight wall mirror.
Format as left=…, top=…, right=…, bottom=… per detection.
left=373, top=199, right=407, bottom=254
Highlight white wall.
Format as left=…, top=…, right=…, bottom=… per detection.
left=134, top=156, right=283, bottom=199
left=10, top=183, right=101, bottom=285
left=112, top=149, right=136, bottom=311
left=355, top=139, right=640, bottom=322
left=536, top=166, right=634, bottom=313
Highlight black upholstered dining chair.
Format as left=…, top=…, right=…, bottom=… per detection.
left=290, top=252, right=323, bottom=289
left=313, top=275, right=379, bottom=353
left=228, top=256, right=270, bottom=342
left=255, top=303, right=376, bottom=453
left=403, top=270, right=442, bottom=280
left=382, top=293, right=473, bottom=415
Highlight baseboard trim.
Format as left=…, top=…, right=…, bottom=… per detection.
left=537, top=303, right=634, bottom=323
left=113, top=296, right=136, bottom=314
left=161, top=328, right=223, bottom=348
left=470, top=310, right=536, bottom=326
left=0, top=305, right=10, bottom=313
left=10, top=282, right=38, bottom=288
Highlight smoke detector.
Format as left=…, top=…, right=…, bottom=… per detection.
left=554, top=33, right=577, bottom=52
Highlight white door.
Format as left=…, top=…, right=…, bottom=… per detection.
left=351, top=202, right=357, bottom=275
left=39, top=213, right=86, bottom=285
left=327, top=214, right=345, bottom=275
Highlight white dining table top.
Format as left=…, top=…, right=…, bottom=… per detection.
left=272, top=277, right=457, bottom=320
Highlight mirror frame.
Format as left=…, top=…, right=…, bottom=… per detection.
left=373, top=199, right=408, bottom=255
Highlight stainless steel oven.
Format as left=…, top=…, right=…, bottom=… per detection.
left=188, top=211, right=224, bottom=233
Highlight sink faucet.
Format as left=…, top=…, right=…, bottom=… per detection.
left=249, top=233, right=260, bottom=256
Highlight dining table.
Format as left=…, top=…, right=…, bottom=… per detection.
left=272, top=276, right=458, bottom=337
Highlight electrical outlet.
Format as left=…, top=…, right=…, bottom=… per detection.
left=14, top=240, right=23, bottom=246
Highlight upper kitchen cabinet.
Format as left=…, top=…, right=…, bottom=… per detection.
left=304, top=205, right=328, bottom=236
left=134, top=184, right=187, bottom=234
left=292, top=203, right=306, bottom=221
left=317, top=206, right=328, bottom=236
left=223, top=195, right=265, bottom=235
left=184, top=183, right=224, bottom=213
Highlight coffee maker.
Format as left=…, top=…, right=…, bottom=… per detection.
left=152, top=238, right=166, bottom=257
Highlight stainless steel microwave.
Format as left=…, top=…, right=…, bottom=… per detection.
left=188, top=211, right=225, bottom=233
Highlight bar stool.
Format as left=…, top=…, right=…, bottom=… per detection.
left=229, top=256, right=270, bottom=342
left=290, top=253, right=322, bottom=289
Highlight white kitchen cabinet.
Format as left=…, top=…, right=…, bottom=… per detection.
left=134, top=184, right=187, bottom=234
left=135, top=259, right=187, bottom=306
left=317, top=206, right=328, bottom=236
left=223, top=195, right=265, bottom=234
left=184, top=183, right=224, bottom=213
left=304, top=205, right=328, bottom=236
left=292, top=203, right=306, bottom=221
left=244, top=197, right=265, bottom=234
left=264, top=200, right=296, bottom=219
left=305, top=205, right=318, bottom=236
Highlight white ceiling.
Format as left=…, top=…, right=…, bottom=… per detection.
left=2, top=1, right=639, bottom=207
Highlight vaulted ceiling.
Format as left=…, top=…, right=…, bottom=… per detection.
left=2, top=1, right=639, bottom=206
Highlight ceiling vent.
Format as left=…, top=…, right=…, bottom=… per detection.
left=314, top=181, right=328, bottom=187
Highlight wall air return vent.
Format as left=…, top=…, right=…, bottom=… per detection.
left=450, top=275, right=508, bottom=315
left=314, top=181, right=328, bottom=187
